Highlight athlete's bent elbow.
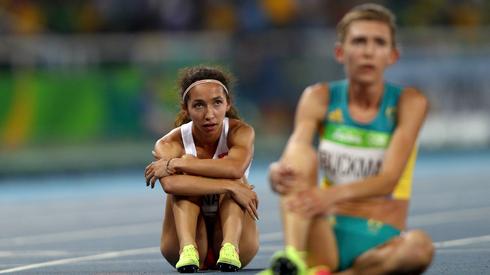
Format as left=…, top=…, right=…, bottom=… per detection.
left=377, top=173, right=399, bottom=196
left=226, top=162, right=248, bottom=179
left=383, top=185, right=397, bottom=196
left=229, top=169, right=245, bottom=180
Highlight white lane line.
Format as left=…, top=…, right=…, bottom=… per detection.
left=0, top=222, right=161, bottom=247
left=409, top=206, right=490, bottom=227
left=0, top=234, right=283, bottom=274
left=2, top=206, right=487, bottom=248
left=0, top=247, right=159, bottom=274
left=434, top=234, right=490, bottom=249
left=2, top=233, right=490, bottom=273
left=436, top=247, right=490, bottom=253
left=0, top=225, right=281, bottom=248
left=0, top=250, right=70, bottom=258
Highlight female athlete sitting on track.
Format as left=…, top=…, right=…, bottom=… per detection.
left=145, top=66, right=258, bottom=273
left=261, top=4, right=434, bottom=275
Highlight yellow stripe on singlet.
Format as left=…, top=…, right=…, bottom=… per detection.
left=392, top=147, right=418, bottom=199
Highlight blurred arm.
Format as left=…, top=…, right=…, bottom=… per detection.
left=270, top=84, right=328, bottom=192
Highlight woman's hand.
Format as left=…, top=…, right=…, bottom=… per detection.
left=269, top=161, right=297, bottom=195
left=287, top=187, right=333, bottom=218
left=229, top=181, right=259, bottom=221
left=145, top=158, right=176, bottom=188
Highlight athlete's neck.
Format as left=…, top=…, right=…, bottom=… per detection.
left=347, top=80, right=385, bottom=124
left=192, top=124, right=221, bottom=154
left=348, top=80, right=384, bottom=109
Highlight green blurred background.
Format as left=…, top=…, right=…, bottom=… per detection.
left=1, top=0, right=489, bottom=176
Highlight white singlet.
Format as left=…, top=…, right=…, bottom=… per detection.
left=180, top=117, right=251, bottom=216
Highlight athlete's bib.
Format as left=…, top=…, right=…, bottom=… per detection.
left=319, top=80, right=416, bottom=199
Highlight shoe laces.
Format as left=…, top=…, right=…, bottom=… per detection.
left=221, top=243, right=238, bottom=259
left=181, top=244, right=198, bottom=258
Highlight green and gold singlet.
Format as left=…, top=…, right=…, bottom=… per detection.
left=319, top=79, right=417, bottom=199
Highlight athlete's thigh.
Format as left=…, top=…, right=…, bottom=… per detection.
left=306, top=216, right=339, bottom=270
left=161, top=194, right=209, bottom=266
left=353, top=229, right=433, bottom=274
left=238, top=212, right=259, bottom=267
left=212, top=194, right=259, bottom=266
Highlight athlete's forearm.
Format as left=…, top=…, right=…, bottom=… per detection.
left=160, top=174, right=237, bottom=196
left=330, top=173, right=398, bottom=203
left=171, top=157, right=247, bottom=179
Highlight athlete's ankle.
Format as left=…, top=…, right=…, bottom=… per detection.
left=285, top=245, right=307, bottom=261
left=180, top=243, right=197, bottom=252
left=222, top=242, right=239, bottom=253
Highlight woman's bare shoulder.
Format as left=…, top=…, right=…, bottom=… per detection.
left=228, top=119, right=254, bottom=137
left=154, top=127, right=185, bottom=157
left=400, top=87, right=429, bottom=113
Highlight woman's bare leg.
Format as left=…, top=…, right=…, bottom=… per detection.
left=160, top=195, right=208, bottom=266
left=172, top=195, right=201, bottom=249
left=260, top=144, right=341, bottom=274
left=217, top=193, right=259, bottom=267
left=237, top=209, right=259, bottom=267
left=280, top=145, right=318, bottom=252
left=305, top=216, right=339, bottom=271
left=336, top=230, right=434, bottom=275
left=219, top=192, right=245, bottom=248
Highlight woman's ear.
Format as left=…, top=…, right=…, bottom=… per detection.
left=224, top=94, right=231, bottom=112
left=388, top=47, right=400, bottom=65
left=334, top=42, right=344, bottom=64
left=182, top=104, right=189, bottom=117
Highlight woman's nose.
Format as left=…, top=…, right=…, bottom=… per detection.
left=204, top=106, right=215, bottom=119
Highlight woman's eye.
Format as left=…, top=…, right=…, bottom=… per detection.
left=375, top=38, right=387, bottom=46
left=193, top=103, right=204, bottom=108
left=352, top=38, right=365, bottom=45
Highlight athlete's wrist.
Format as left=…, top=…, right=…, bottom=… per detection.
left=169, top=157, right=185, bottom=173
left=165, top=158, right=176, bottom=175
left=225, top=180, right=239, bottom=194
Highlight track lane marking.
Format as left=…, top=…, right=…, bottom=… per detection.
left=2, top=233, right=490, bottom=273
left=4, top=206, right=489, bottom=248
left=0, top=222, right=160, bottom=247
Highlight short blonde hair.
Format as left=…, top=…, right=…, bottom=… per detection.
left=336, top=3, right=397, bottom=47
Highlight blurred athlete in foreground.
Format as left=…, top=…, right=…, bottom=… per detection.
left=262, top=4, right=434, bottom=275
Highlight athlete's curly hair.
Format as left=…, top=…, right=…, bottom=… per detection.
left=174, top=65, right=240, bottom=127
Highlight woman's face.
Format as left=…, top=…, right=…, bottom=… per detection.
left=185, top=82, right=230, bottom=135
left=335, top=20, right=399, bottom=85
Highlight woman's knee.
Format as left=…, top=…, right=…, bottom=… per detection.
left=173, top=194, right=202, bottom=205
left=405, top=230, right=434, bottom=268
left=384, top=230, right=434, bottom=273
left=239, top=233, right=259, bottom=267
left=245, top=231, right=260, bottom=254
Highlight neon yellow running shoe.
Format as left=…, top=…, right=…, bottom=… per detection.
left=217, top=242, right=242, bottom=272
left=259, top=246, right=307, bottom=275
left=175, top=244, right=199, bottom=273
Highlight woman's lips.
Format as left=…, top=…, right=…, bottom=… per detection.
left=203, top=123, right=217, bottom=131
left=359, top=64, right=375, bottom=71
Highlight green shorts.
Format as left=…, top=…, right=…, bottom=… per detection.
left=331, top=215, right=401, bottom=271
